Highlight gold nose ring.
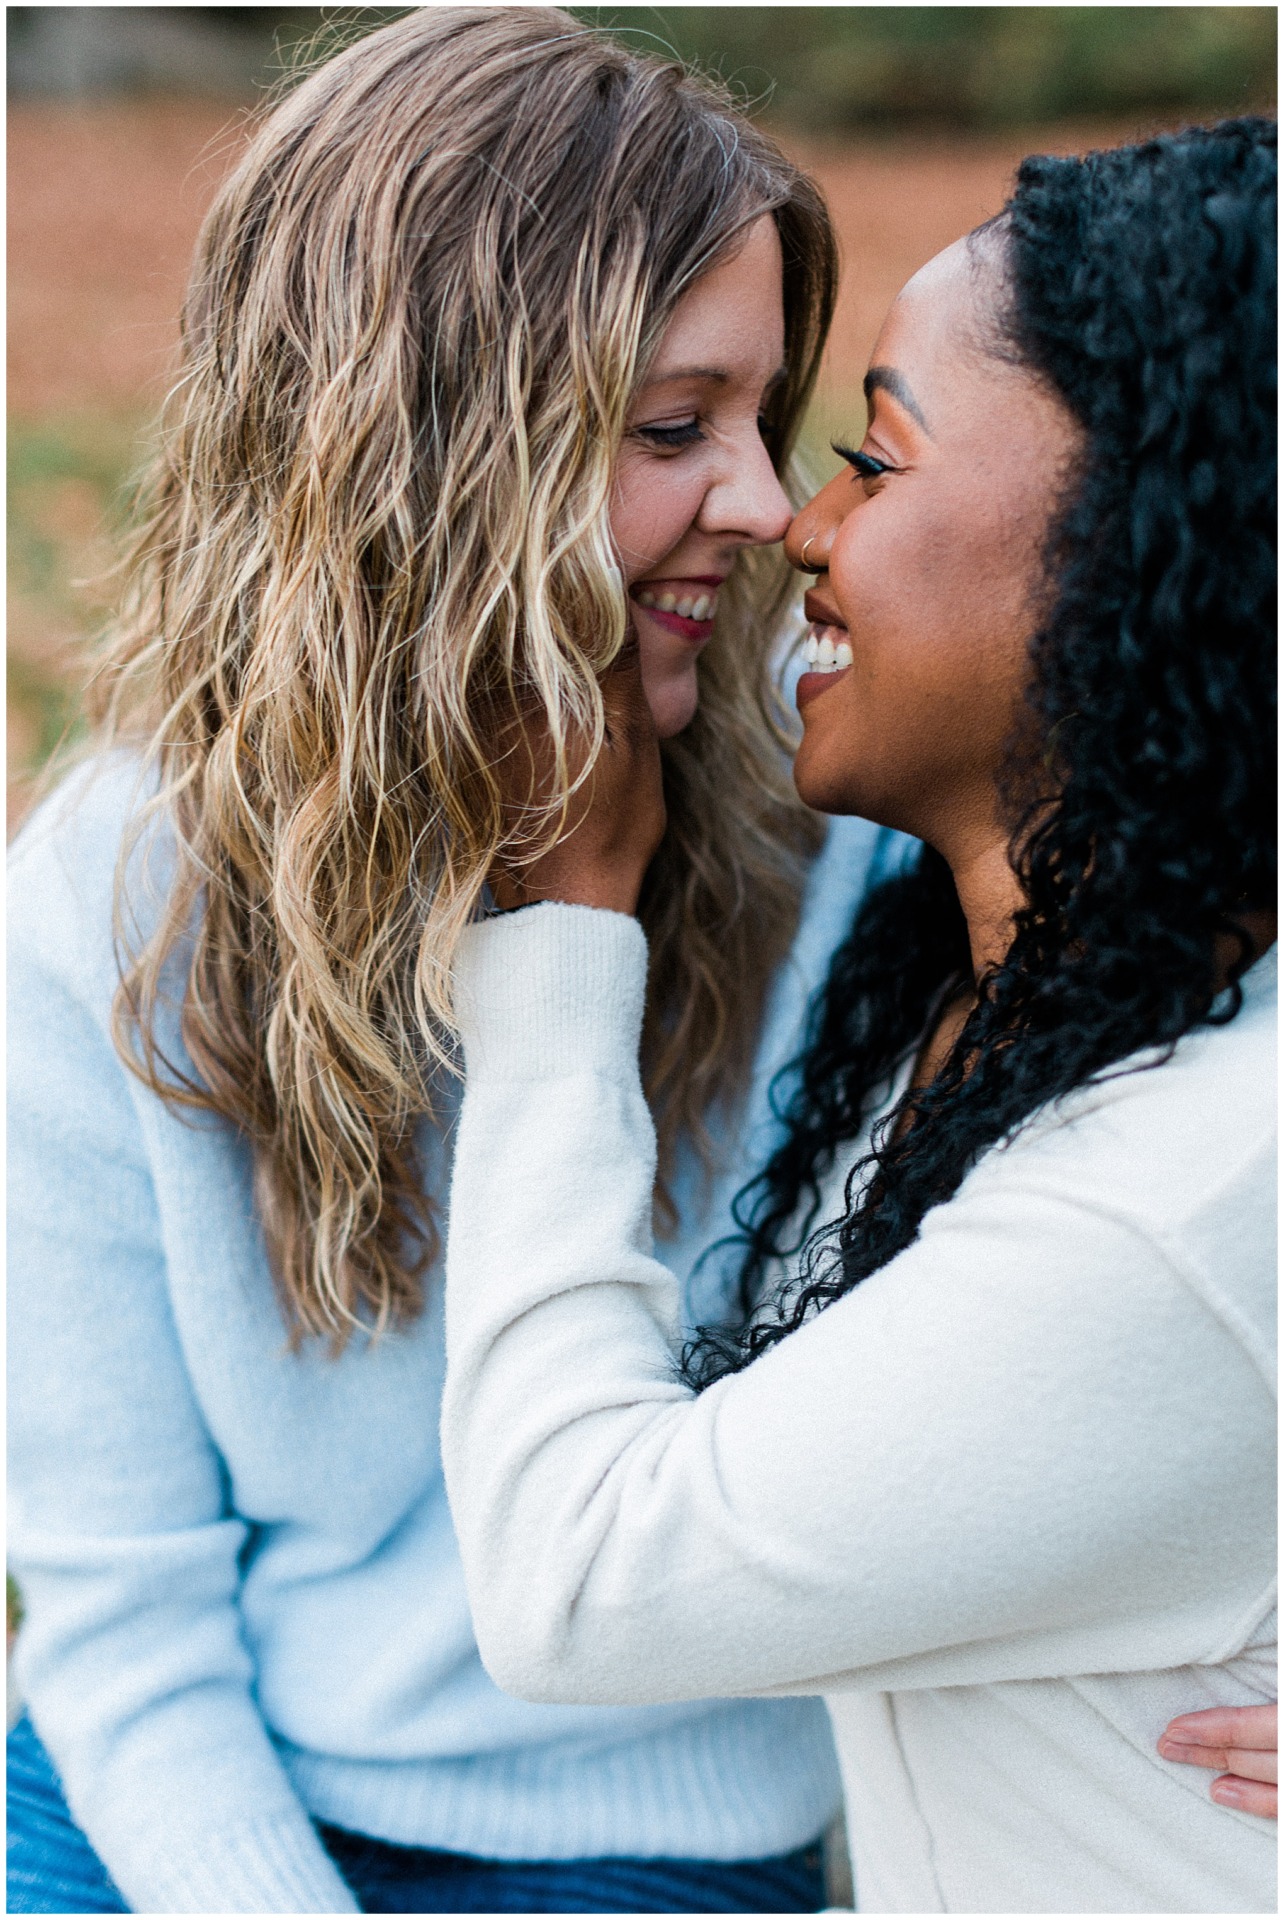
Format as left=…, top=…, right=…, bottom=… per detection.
left=801, top=534, right=820, bottom=570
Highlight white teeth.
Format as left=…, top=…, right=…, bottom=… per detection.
left=633, top=586, right=718, bottom=620
left=803, top=622, right=852, bottom=672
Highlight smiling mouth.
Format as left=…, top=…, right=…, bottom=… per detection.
left=630, top=577, right=722, bottom=644
left=632, top=582, right=720, bottom=622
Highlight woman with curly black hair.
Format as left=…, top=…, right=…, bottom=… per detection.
left=440, top=119, right=1276, bottom=1911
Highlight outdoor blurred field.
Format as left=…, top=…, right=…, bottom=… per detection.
left=7, top=6, right=1276, bottom=829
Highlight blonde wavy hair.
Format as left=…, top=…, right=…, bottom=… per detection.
left=92, top=6, right=836, bottom=1347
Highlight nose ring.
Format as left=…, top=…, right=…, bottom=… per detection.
left=801, top=534, right=820, bottom=570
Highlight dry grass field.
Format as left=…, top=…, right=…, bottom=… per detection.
left=8, top=96, right=1190, bottom=826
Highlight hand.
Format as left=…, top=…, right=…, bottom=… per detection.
left=489, top=641, right=666, bottom=918
left=1157, top=1704, right=1277, bottom=1819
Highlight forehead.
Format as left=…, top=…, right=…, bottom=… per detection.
left=645, top=216, right=784, bottom=380
left=866, top=234, right=1013, bottom=430
left=876, top=237, right=993, bottom=367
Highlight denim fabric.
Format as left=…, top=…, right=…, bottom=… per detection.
left=7, top=1719, right=823, bottom=1915
left=319, top=1823, right=824, bottom=1913
left=7, top=1718, right=128, bottom=1914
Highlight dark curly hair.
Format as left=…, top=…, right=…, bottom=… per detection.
left=687, top=116, right=1276, bottom=1386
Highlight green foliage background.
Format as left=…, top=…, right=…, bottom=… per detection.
left=10, top=6, right=1275, bottom=129
left=571, top=7, right=1276, bottom=131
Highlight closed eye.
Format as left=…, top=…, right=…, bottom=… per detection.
left=832, top=441, right=894, bottom=479
left=635, top=419, right=704, bottom=449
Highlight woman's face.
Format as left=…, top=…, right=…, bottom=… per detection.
left=611, top=215, right=792, bottom=739
left=785, top=235, right=1080, bottom=855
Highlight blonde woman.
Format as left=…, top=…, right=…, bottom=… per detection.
left=5, top=11, right=875, bottom=1914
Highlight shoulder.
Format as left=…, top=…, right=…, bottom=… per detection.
left=965, top=951, right=1276, bottom=1368
left=8, top=751, right=171, bottom=1005
left=999, top=950, right=1275, bottom=1214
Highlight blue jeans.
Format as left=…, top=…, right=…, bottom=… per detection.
left=7, top=1717, right=825, bottom=1913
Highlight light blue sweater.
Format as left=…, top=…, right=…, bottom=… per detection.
left=8, top=754, right=910, bottom=1914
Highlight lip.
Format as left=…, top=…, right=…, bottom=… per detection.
left=637, top=576, right=726, bottom=590
left=796, top=666, right=853, bottom=712
left=803, top=588, right=847, bottom=631
left=630, top=574, right=725, bottom=646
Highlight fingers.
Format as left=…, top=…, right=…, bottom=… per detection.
left=484, top=626, right=663, bottom=914
left=1208, top=1775, right=1277, bottom=1820
left=598, top=633, right=655, bottom=755
left=1157, top=1741, right=1278, bottom=1783
left=1158, top=1704, right=1278, bottom=1819
left=1160, top=1704, right=1277, bottom=1764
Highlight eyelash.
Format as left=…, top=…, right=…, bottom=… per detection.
left=832, top=441, right=895, bottom=479
left=635, top=420, right=703, bottom=449
left=635, top=413, right=774, bottom=450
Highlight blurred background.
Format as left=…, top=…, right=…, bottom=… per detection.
left=8, top=4, right=1277, bottom=827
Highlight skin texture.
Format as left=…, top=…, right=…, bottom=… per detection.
left=785, top=234, right=1079, bottom=984
left=613, top=215, right=792, bottom=740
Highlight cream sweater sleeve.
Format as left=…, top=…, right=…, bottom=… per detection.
left=442, top=905, right=1275, bottom=1708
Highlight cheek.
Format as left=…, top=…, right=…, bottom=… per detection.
left=610, top=452, right=706, bottom=576
left=805, top=489, right=1043, bottom=826
left=831, top=485, right=1035, bottom=678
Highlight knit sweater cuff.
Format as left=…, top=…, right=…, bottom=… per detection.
left=111, top=1806, right=359, bottom=1914
left=455, top=903, right=648, bottom=1080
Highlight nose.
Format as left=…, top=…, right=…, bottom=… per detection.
left=696, top=434, right=793, bottom=549
left=784, top=471, right=846, bottom=574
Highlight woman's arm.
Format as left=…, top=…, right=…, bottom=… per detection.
left=442, top=902, right=1274, bottom=1707
left=8, top=938, right=358, bottom=1915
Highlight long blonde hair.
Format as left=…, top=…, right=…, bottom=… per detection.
left=92, top=6, right=835, bottom=1346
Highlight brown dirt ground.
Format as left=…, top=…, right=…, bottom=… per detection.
left=9, top=98, right=1179, bottom=419
left=8, top=100, right=256, bottom=419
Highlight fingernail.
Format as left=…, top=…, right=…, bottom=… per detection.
left=1211, top=1781, right=1245, bottom=1807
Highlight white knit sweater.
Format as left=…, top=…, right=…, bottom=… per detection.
left=442, top=904, right=1277, bottom=1914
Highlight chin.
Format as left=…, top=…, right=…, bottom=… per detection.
left=643, top=669, right=701, bottom=740
left=792, top=738, right=873, bottom=820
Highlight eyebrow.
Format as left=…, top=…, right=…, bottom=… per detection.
left=641, top=363, right=788, bottom=389
left=643, top=365, right=729, bottom=387
left=864, top=365, right=930, bottom=434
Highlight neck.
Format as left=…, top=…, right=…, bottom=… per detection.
left=936, top=823, right=1024, bottom=985
left=939, top=822, right=1278, bottom=995
left=1215, top=909, right=1277, bottom=988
